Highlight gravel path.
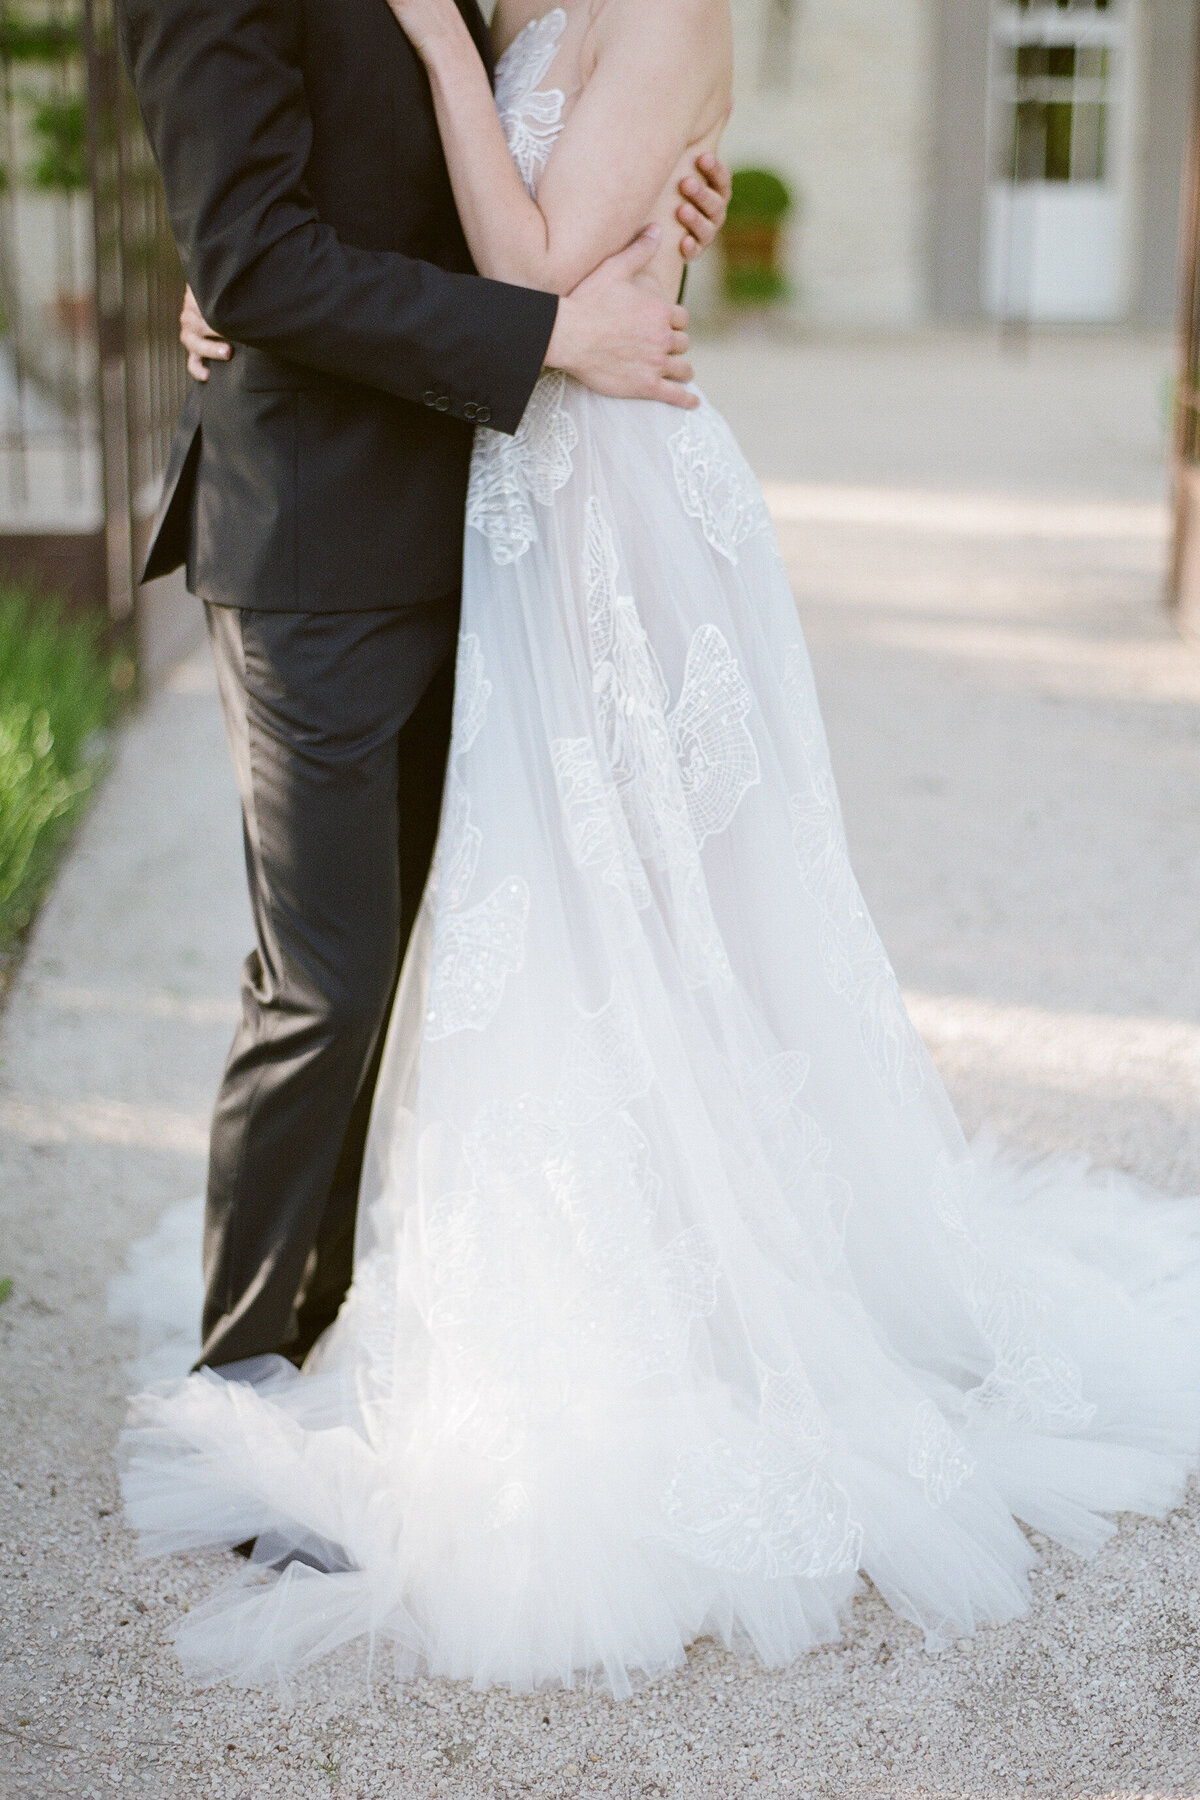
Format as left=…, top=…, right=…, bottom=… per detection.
left=3, top=329, right=1200, bottom=1800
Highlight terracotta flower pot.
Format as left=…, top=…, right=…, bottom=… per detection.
left=721, top=220, right=788, bottom=304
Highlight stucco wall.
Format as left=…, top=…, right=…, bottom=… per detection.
left=1131, top=0, right=1195, bottom=326
left=722, top=0, right=937, bottom=326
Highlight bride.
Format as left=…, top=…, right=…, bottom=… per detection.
left=122, top=0, right=1200, bottom=1694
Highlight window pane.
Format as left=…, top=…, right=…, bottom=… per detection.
left=1071, top=100, right=1107, bottom=179
left=1005, top=101, right=1047, bottom=181
left=1044, top=103, right=1073, bottom=178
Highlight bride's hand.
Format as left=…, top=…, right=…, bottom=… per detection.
left=380, top=0, right=464, bottom=60
left=677, top=151, right=732, bottom=262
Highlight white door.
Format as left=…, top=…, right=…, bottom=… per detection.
left=984, top=0, right=1134, bottom=323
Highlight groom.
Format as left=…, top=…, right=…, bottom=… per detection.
left=118, top=0, right=730, bottom=1372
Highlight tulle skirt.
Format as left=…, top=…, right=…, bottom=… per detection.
left=120, top=377, right=1200, bottom=1694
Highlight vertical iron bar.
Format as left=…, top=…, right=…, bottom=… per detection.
left=83, top=0, right=132, bottom=620
left=1168, top=0, right=1200, bottom=614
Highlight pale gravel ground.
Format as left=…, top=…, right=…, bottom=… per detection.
left=4, top=329, right=1200, bottom=1800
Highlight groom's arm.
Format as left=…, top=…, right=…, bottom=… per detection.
left=117, top=0, right=556, bottom=434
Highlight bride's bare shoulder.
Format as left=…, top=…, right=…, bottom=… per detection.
left=491, top=0, right=730, bottom=117
left=584, top=0, right=731, bottom=101
left=590, top=0, right=729, bottom=53
left=582, top=0, right=734, bottom=135
left=493, top=0, right=729, bottom=67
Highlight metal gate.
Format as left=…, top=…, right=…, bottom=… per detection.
left=1170, top=6, right=1200, bottom=637
left=84, top=0, right=185, bottom=624
left=0, top=0, right=184, bottom=628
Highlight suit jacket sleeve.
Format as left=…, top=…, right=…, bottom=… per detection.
left=118, top=0, right=558, bottom=435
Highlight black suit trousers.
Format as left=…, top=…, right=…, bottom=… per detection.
left=200, top=597, right=459, bottom=1368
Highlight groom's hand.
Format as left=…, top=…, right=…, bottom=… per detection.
left=180, top=285, right=232, bottom=381
left=545, top=227, right=697, bottom=410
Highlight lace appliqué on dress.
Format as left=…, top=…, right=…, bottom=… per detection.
left=421, top=994, right=720, bottom=1457
left=426, top=635, right=530, bottom=1040
left=465, top=15, right=573, bottom=566
left=550, top=736, right=650, bottom=911
left=553, top=498, right=760, bottom=987
left=907, top=1399, right=976, bottom=1507
left=494, top=6, right=568, bottom=198
left=668, top=402, right=777, bottom=565
left=467, top=372, right=579, bottom=566
left=931, top=1153, right=1097, bottom=1434
left=663, top=1362, right=862, bottom=1580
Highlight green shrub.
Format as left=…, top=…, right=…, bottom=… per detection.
left=724, top=265, right=790, bottom=304
left=727, top=167, right=793, bottom=224
left=0, top=590, right=112, bottom=946
left=0, top=13, right=82, bottom=63
left=30, top=95, right=88, bottom=192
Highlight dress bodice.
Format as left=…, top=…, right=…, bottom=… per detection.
left=494, top=7, right=569, bottom=196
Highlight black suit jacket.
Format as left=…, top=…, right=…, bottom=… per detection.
left=119, top=0, right=559, bottom=611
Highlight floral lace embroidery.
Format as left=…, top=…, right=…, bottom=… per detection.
left=668, top=401, right=777, bottom=565
left=781, top=642, right=823, bottom=754
left=465, top=11, right=574, bottom=565
left=421, top=994, right=719, bottom=1457
left=550, top=735, right=650, bottom=910
left=425, top=635, right=530, bottom=1040
left=662, top=1361, right=862, bottom=1580
left=494, top=6, right=568, bottom=198
left=906, top=1399, right=976, bottom=1507
left=560, top=496, right=760, bottom=987
left=467, top=371, right=579, bottom=565
left=781, top=646, right=927, bottom=1107
left=342, top=1247, right=402, bottom=1419
left=425, top=880, right=530, bottom=1040
left=451, top=628, right=491, bottom=754
left=931, top=1153, right=1097, bottom=1433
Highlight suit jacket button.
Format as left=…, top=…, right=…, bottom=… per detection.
left=475, top=405, right=491, bottom=425
left=422, top=389, right=437, bottom=406
left=463, top=402, right=478, bottom=421
left=435, top=395, right=450, bottom=411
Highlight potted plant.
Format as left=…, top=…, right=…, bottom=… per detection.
left=721, top=167, right=794, bottom=305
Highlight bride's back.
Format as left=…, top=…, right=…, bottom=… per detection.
left=492, top=0, right=732, bottom=299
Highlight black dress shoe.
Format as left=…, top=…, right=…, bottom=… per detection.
left=229, top=1536, right=343, bottom=1574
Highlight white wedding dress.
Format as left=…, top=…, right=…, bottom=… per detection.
left=121, top=9, right=1200, bottom=1695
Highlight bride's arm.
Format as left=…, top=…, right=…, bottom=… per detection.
left=385, top=0, right=723, bottom=295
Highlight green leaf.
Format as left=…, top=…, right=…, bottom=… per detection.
left=727, top=167, right=794, bottom=224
